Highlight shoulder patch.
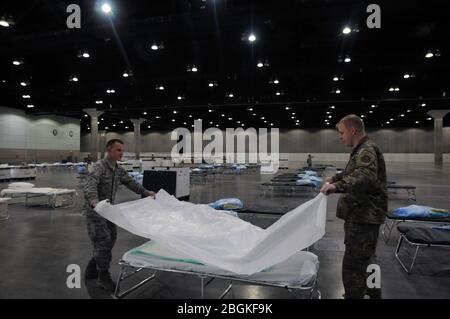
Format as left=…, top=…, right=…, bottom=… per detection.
left=357, top=149, right=375, bottom=167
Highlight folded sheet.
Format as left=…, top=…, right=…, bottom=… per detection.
left=95, top=189, right=327, bottom=275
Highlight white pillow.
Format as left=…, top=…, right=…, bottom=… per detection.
left=8, top=182, right=35, bottom=189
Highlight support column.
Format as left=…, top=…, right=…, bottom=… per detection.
left=427, top=110, right=450, bottom=167
left=131, top=118, right=145, bottom=159
left=99, top=131, right=107, bottom=160
left=83, top=108, right=104, bottom=162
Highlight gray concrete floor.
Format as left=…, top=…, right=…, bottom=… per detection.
left=0, top=163, right=449, bottom=299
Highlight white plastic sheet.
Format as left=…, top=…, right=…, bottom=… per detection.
left=95, top=189, right=327, bottom=275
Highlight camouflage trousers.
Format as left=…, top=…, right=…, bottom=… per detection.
left=342, top=222, right=381, bottom=299
left=86, top=210, right=117, bottom=271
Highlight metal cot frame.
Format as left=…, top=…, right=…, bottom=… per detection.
left=113, top=260, right=320, bottom=299
left=394, top=231, right=450, bottom=273
left=382, top=216, right=450, bottom=243
left=260, top=183, right=317, bottom=197
left=1, top=190, right=77, bottom=209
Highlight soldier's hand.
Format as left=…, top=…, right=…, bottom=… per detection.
left=325, top=176, right=333, bottom=183
left=320, top=182, right=336, bottom=195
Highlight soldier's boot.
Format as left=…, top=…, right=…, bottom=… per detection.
left=97, top=270, right=116, bottom=292
left=84, top=258, right=98, bottom=280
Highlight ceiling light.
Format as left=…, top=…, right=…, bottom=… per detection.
left=147, top=125, right=151, bottom=128
left=257, top=61, right=264, bottom=68
left=20, top=82, right=27, bottom=87
left=84, top=114, right=88, bottom=117
left=172, top=119, right=176, bottom=122
left=344, top=56, right=351, bottom=63
left=407, top=109, right=412, bottom=113
left=227, top=93, right=234, bottom=98
left=273, top=79, right=279, bottom=84
left=27, top=104, right=34, bottom=108
left=122, top=72, right=129, bottom=78
left=275, top=91, right=281, bottom=96
left=333, top=76, right=339, bottom=81
left=188, top=115, right=192, bottom=118
left=173, top=110, right=177, bottom=114
left=143, top=111, right=147, bottom=115
left=291, top=116, right=295, bottom=119
left=389, top=87, right=394, bottom=92
left=261, top=117, right=265, bottom=120
left=285, top=106, right=290, bottom=110
left=335, top=89, right=341, bottom=94
left=248, top=108, right=253, bottom=111
left=248, top=34, right=256, bottom=42
left=208, top=109, right=213, bottom=112
left=400, top=114, right=405, bottom=117
left=125, top=126, right=129, bottom=129
left=82, top=52, right=90, bottom=58
left=101, top=3, right=112, bottom=14
left=369, top=110, right=373, bottom=114
left=228, top=117, right=232, bottom=120
left=208, top=82, right=214, bottom=87
left=95, top=100, right=103, bottom=104
left=151, top=44, right=158, bottom=50
left=159, top=85, right=164, bottom=90
left=421, top=103, right=426, bottom=107
left=425, top=51, right=434, bottom=58
left=209, top=121, right=213, bottom=125
left=394, top=87, right=400, bottom=92
left=22, top=95, right=31, bottom=99
left=330, top=106, right=335, bottom=109
left=12, top=60, right=22, bottom=66
left=70, top=76, right=79, bottom=82
left=113, top=124, right=116, bottom=127
left=120, top=120, right=124, bottom=124
left=237, top=121, right=241, bottom=124
left=403, top=73, right=410, bottom=79
left=0, top=20, right=10, bottom=27
left=105, top=127, right=109, bottom=130
left=415, top=121, right=420, bottom=124
left=106, top=89, right=115, bottom=93
left=427, top=117, right=432, bottom=121
left=216, top=124, right=219, bottom=127
left=191, top=66, right=198, bottom=72
left=342, top=26, right=352, bottom=34
left=371, top=104, right=376, bottom=108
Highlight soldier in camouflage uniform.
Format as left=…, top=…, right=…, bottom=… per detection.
left=83, top=139, right=154, bottom=291
left=321, top=114, right=387, bottom=299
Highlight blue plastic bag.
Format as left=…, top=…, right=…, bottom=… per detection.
left=208, top=198, right=243, bottom=210
left=392, top=205, right=449, bottom=218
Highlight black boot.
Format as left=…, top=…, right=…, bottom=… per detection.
left=97, top=270, right=116, bottom=292
left=84, top=258, right=98, bottom=280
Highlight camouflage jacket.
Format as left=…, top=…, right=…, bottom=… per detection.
left=84, top=158, right=148, bottom=211
left=332, top=136, right=387, bottom=224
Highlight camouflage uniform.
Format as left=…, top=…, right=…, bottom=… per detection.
left=331, top=136, right=387, bottom=299
left=84, top=158, right=149, bottom=271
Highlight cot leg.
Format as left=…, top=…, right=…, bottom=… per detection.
left=219, top=281, right=233, bottom=299
left=382, top=220, right=400, bottom=243
left=395, top=235, right=420, bottom=273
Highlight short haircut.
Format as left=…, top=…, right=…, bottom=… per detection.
left=106, top=139, right=124, bottom=149
left=336, top=114, right=365, bottom=133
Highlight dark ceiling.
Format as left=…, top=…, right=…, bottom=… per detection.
left=1, top=0, right=449, bottom=133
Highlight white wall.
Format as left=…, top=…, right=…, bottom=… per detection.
left=0, top=107, right=80, bottom=162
